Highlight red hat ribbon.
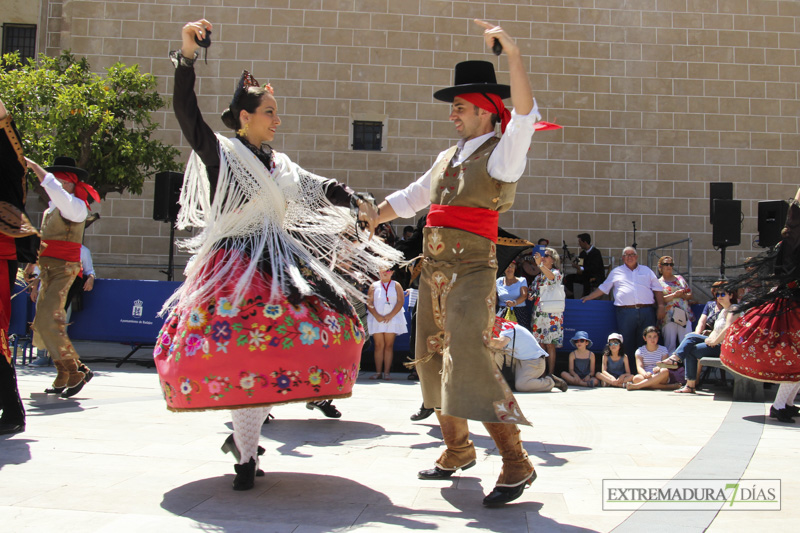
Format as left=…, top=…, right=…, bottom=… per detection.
left=457, top=92, right=512, bottom=134
left=53, top=171, right=101, bottom=208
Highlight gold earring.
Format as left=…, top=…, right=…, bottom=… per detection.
left=238, top=123, right=249, bottom=137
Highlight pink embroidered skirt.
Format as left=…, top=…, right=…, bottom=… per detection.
left=721, top=298, right=800, bottom=383
left=154, top=252, right=365, bottom=411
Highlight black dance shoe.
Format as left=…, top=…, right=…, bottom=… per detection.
left=61, top=380, right=86, bottom=398
left=410, top=404, right=434, bottom=421
left=0, top=422, right=25, bottom=436
left=482, top=471, right=537, bottom=507
left=418, top=460, right=476, bottom=480
left=306, top=400, right=341, bottom=418
left=769, top=405, right=796, bottom=423
left=44, top=386, right=65, bottom=394
left=221, top=434, right=266, bottom=476
left=232, top=457, right=257, bottom=491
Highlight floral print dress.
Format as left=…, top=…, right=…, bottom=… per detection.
left=529, top=269, right=564, bottom=348
left=659, top=275, right=694, bottom=329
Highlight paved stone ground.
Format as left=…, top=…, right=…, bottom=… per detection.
left=2, top=341, right=798, bottom=532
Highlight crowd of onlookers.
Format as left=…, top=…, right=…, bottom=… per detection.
left=362, top=227, right=738, bottom=399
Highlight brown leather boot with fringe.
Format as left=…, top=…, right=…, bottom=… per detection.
left=482, top=422, right=536, bottom=506
left=418, top=411, right=477, bottom=479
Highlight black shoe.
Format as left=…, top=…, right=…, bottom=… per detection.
left=410, top=405, right=434, bottom=421
left=221, top=433, right=266, bottom=473
left=551, top=375, right=569, bottom=393
left=44, top=386, right=65, bottom=394
left=262, top=413, right=275, bottom=425
left=786, top=404, right=800, bottom=417
left=61, top=379, right=86, bottom=398
left=769, top=405, right=796, bottom=423
left=407, top=370, right=419, bottom=381
left=232, top=457, right=257, bottom=491
left=0, top=422, right=25, bottom=436
left=482, top=470, right=537, bottom=507
left=306, top=400, right=341, bottom=418
left=418, top=460, right=476, bottom=480
left=79, top=364, right=94, bottom=383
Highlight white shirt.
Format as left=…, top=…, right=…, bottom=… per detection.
left=500, top=323, right=548, bottom=361
left=598, top=264, right=663, bottom=306
left=41, top=173, right=88, bottom=223
left=385, top=102, right=542, bottom=219
left=80, top=245, right=95, bottom=277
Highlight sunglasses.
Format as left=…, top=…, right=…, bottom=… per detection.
left=716, top=291, right=728, bottom=297
left=575, top=339, right=589, bottom=343
left=623, top=253, right=638, bottom=257
left=608, top=340, right=620, bottom=345
left=661, top=262, right=674, bottom=267
left=544, top=254, right=553, bottom=259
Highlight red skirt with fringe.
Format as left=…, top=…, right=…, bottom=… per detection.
left=154, top=251, right=365, bottom=411
left=720, top=298, right=800, bottom=383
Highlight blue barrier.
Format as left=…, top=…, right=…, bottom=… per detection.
left=68, top=279, right=181, bottom=344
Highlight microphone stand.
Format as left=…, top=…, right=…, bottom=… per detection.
left=631, top=221, right=638, bottom=249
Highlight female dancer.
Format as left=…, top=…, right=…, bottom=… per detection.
left=721, top=186, right=800, bottom=423
left=154, top=19, right=399, bottom=489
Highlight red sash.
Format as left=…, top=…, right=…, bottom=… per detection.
left=0, top=235, right=15, bottom=261
left=41, top=240, right=81, bottom=262
left=426, top=204, right=499, bottom=242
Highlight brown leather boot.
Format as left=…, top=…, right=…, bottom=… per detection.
left=47, top=360, right=70, bottom=393
left=418, top=411, right=477, bottom=479
left=482, top=422, right=536, bottom=506
left=61, top=359, right=86, bottom=388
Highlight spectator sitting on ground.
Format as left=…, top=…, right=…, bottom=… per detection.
left=489, top=318, right=568, bottom=393
left=595, top=333, right=633, bottom=388
left=626, top=326, right=681, bottom=391
left=561, top=331, right=599, bottom=388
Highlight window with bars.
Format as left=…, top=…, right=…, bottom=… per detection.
left=351, top=120, right=383, bottom=151
left=2, top=24, right=37, bottom=62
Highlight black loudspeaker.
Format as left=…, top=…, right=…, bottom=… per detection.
left=709, top=182, right=733, bottom=224
left=153, top=171, right=183, bottom=223
left=712, top=199, right=741, bottom=247
left=758, top=200, right=789, bottom=248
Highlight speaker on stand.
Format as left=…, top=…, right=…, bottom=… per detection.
left=757, top=200, right=789, bottom=248
left=152, top=171, right=184, bottom=281
left=711, top=197, right=741, bottom=279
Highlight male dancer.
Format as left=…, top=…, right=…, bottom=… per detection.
left=375, top=20, right=541, bottom=506
left=25, top=156, right=99, bottom=398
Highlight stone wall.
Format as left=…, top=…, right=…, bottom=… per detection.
left=23, top=0, right=800, bottom=280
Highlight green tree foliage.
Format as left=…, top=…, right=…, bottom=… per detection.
left=0, top=51, right=180, bottom=198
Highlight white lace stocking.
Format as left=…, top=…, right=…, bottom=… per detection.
left=232, top=406, right=272, bottom=464
left=775, top=381, right=800, bottom=409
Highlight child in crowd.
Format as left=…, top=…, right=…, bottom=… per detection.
left=595, top=333, right=633, bottom=388
left=366, top=268, right=407, bottom=380
left=627, top=326, right=681, bottom=391
left=561, top=331, right=599, bottom=387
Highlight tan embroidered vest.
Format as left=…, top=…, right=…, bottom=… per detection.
left=428, top=136, right=517, bottom=213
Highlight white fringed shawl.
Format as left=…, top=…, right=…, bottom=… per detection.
left=163, top=134, right=401, bottom=313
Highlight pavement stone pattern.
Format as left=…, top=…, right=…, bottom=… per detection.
left=2, top=341, right=798, bottom=532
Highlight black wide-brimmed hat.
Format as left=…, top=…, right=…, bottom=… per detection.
left=45, top=156, right=89, bottom=181
left=433, top=60, right=511, bottom=102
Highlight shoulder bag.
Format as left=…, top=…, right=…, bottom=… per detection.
left=539, top=280, right=566, bottom=314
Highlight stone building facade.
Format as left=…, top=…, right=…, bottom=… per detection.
left=3, top=0, right=799, bottom=281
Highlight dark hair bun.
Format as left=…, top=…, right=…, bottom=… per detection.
left=221, top=108, right=239, bottom=130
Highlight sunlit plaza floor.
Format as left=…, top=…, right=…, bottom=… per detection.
left=2, top=341, right=798, bottom=532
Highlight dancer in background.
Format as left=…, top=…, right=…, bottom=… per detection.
left=722, top=186, right=800, bottom=423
